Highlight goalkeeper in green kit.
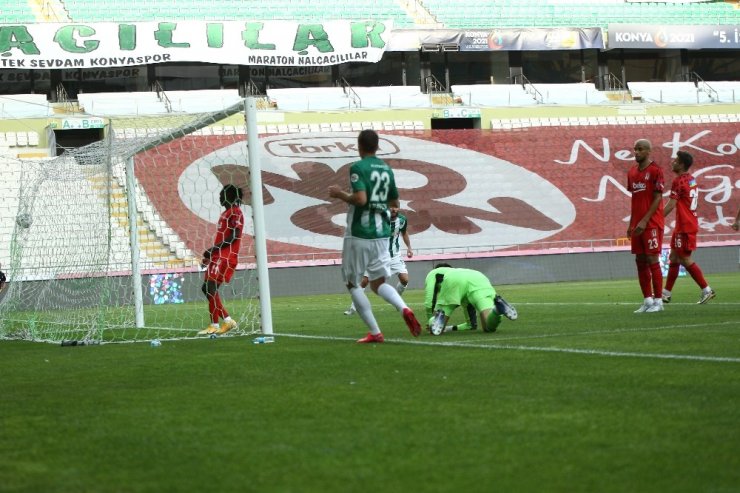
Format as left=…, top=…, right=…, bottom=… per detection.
left=424, top=264, right=518, bottom=335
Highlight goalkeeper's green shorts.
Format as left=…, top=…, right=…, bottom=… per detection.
left=437, top=287, right=495, bottom=318
left=467, top=286, right=495, bottom=313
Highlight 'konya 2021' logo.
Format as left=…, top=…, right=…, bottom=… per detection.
left=488, top=31, right=504, bottom=49
left=178, top=133, right=575, bottom=253
left=654, top=29, right=668, bottom=48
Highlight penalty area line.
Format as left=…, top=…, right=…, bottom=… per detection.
left=277, top=333, right=740, bottom=363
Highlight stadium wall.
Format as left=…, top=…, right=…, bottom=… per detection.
left=4, top=246, right=736, bottom=310
left=267, top=245, right=740, bottom=297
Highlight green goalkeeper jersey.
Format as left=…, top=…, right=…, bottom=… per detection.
left=345, top=156, right=399, bottom=240
left=424, top=267, right=495, bottom=319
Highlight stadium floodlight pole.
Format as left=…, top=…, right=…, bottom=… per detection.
left=245, top=97, right=273, bottom=335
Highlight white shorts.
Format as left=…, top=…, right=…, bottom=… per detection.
left=341, top=237, right=391, bottom=287
left=389, top=255, right=408, bottom=276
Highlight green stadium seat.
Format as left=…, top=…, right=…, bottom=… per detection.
left=422, top=0, right=740, bottom=30
left=61, top=0, right=404, bottom=22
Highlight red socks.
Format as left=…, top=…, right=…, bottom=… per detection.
left=649, top=262, right=663, bottom=299
left=636, top=260, right=652, bottom=298
left=636, top=259, right=664, bottom=299
left=208, top=293, right=228, bottom=323
left=665, top=262, right=708, bottom=293
left=665, top=263, right=680, bottom=292
left=686, top=263, right=708, bottom=290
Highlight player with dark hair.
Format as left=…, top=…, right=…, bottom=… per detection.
left=198, top=184, right=244, bottom=335
left=627, top=139, right=665, bottom=313
left=329, top=129, right=422, bottom=343
left=424, top=265, right=517, bottom=335
left=661, top=151, right=715, bottom=304
left=0, top=262, right=6, bottom=295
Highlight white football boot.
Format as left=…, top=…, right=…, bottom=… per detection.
left=634, top=297, right=654, bottom=313
left=646, top=298, right=664, bottom=313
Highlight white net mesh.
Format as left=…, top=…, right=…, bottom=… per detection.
left=0, top=102, right=261, bottom=344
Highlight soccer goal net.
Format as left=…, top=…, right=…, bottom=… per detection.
left=0, top=99, right=269, bottom=344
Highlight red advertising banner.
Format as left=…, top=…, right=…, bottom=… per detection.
left=135, top=124, right=739, bottom=264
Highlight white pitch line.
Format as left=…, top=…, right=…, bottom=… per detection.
left=277, top=333, right=740, bottom=363
left=481, top=343, right=740, bottom=363
left=490, top=319, right=740, bottom=342
left=511, top=301, right=740, bottom=306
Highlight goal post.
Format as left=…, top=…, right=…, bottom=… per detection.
left=245, top=97, right=273, bottom=335
left=0, top=97, right=271, bottom=344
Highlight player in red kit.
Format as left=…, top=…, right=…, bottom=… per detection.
left=661, top=151, right=715, bottom=304
left=197, top=184, right=245, bottom=335
left=627, top=139, right=665, bottom=313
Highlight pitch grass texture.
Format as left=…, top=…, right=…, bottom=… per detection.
left=1, top=274, right=739, bottom=493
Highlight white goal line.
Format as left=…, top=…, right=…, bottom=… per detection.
left=276, top=333, right=740, bottom=364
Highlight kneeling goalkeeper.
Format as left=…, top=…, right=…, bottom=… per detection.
left=424, top=264, right=517, bottom=335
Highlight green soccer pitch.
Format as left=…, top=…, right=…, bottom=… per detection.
left=1, top=273, right=739, bottom=492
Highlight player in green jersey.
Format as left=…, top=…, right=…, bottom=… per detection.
left=329, top=130, right=422, bottom=343
left=344, top=206, right=413, bottom=315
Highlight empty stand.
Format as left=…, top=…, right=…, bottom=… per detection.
left=706, top=81, right=740, bottom=104
left=255, top=120, right=424, bottom=134
left=452, top=84, right=537, bottom=106
left=627, top=82, right=712, bottom=104
left=423, top=0, right=740, bottom=29
left=0, top=95, right=51, bottom=119
left=165, top=89, right=242, bottom=113
left=62, top=0, right=415, bottom=26
left=535, top=83, right=610, bottom=105
left=0, top=2, right=35, bottom=23
left=266, top=87, right=353, bottom=111
left=352, top=86, right=430, bottom=109
left=78, top=92, right=169, bottom=116
left=491, top=113, right=740, bottom=130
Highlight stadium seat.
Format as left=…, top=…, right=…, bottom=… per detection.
left=267, top=87, right=350, bottom=111
left=627, top=82, right=711, bottom=104
left=352, top=86, right=429, bottom=109
left=424, top=0, right=740, bottom=29
left=706, top=81, right=740, bottom=104
left=78, top=92, right=169, bottom=116
left=0, top=94, right=51, bottom=118
left=452, top=84, right=538, bottom=107
left=61, top=0, right=415, bottom=26
left=536, top=83, right=610, bottom=105
left=166, top=89, right=242, bottom=114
